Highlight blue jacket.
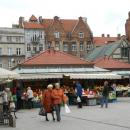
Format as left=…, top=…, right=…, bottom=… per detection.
left=76, top=83, right=82, bottom=97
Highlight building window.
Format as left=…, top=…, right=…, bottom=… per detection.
left=39, top=44, right=43, bottom=51
left=8, top=59, right=12, bottom=68
left=16, top=48, right=21, bottom=55
left=86, top=41, right=93, bottom=51
left=17, top=60, right=21, bottom=64
left=0, top=58, right=2, bottom=68
left=55, top=41, right=60, bottom=50
left=80, top=42, right=84, bottom=51
left=46, top=42, right=51, bottom=49
left=63, top=43, right=68, bottom=51
left=16, top=37, right=21, bottom=43
left=121, top=47, right=128, bottom=57
left=0, top=64, right=2, bottom=68
left=7, top=36, right=12, bottom=42
left=0, top=48, right=2, bottom=55
left=79, top=32, right=84, bottom=38
left=54, top=32, right=60, bottom=38
left=27, top=44, right=31, bottom=51
left=8, top=48, right=12, bottom=55
left=71, top=42, right=77, bottom=51
left=33, top=45, right=37, bottom=52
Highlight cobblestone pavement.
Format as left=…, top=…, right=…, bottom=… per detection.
left=1, top=97, right=130, bottom=130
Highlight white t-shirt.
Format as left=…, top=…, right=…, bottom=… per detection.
left=27, top=89, right=33, bottom=99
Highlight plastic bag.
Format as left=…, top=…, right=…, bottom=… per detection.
left=64, top=104, right=71, bottom=113
left=39, top=107, right=46, bottom=116
left=77, top=96, right=81, bottom=102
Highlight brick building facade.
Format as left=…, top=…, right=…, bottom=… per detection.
left=17, top=15, right=93, bottom=58
left=125, top=12, right=130, bottom=42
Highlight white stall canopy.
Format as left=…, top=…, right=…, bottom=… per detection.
left=69, top=73, right=121, bottom=79
left=0, top=68, right=20, bottom=79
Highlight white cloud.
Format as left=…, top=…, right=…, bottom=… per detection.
left=0, top=0, right=130, bottom=36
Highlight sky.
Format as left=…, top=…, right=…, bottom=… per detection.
left=0, top=0, right=130, bottom=36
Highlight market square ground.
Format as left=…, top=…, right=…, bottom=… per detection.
left=1, top=97, right=130, bottom=130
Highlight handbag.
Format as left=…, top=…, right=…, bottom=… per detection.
left=39, top=107, right=46, bottom=116
left=64, top=104, right=71, bottom=113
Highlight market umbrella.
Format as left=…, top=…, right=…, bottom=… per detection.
left=0, top=67, right=20, bottom=80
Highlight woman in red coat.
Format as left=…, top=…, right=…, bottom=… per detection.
left=42, top=84, right=55, bottom=121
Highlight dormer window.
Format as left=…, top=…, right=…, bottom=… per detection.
left=79, top=32, right=84, bottom=38
left=54, top=32, right=60, bottom=38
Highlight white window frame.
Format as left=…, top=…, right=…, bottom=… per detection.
left=79, top=32, right=84, bottom=38
left=27, top=44, right=31, bottom=51
left=63, top=43, right=68, bottom=51
left=8, top=48, right=12, bottom=55
left=16, top=48, right=21, bottom=55
left=72, top=43, right=77, bottom=51
left=80, top=42, right=84, bottom=51
left=54, top=32, right=60, bottom=38
left=8, top=59, right=12, bottom=68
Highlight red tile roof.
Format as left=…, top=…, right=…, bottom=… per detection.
left=61, top=19, right=78, bottom=32
left=94, top=57, right=130, bottom=69
left=42, top=19, right=78, bottom=32
left=29, top=15, right=38, bottom=21
left=23, top=22, right=44, bottom=29
left=93, top=37, right=118, bottom=46
left=23, top=16, right=78, bottom=32
left=21, top=49, right=93, bottom=66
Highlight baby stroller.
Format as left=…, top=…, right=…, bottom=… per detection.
left=0, top=92, right=16, bottom=127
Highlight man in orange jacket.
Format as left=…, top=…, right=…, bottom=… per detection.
left=51, top=83, right=67, bottom=122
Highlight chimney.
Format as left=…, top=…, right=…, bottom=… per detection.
left=128, top=11, right=130, bottom=19
left=54, top=16, right=59, bottom=21
left=79, top=16, right=83, bottom=21
left=102, top=34, right=105, bottom=37
left=39, top=16, right=43, bottom=23
left=107, top=34, right=110, bottom=37
left=19, top=17, right=24, bottom=28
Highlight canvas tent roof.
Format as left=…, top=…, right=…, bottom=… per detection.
left=0, top=67, right=20, bottom=79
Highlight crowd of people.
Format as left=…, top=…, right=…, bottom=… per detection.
left=0, top=80, right=116, bottom=122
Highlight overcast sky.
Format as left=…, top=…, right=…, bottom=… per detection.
left=0, top=0, right=130, bottom=36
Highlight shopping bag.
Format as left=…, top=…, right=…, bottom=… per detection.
left=38, top=107, right=46, bottom=116
left=77, top=96, right=81, bottom=102
left=64, top=104, right=71, bottom=113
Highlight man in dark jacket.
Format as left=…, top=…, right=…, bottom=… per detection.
left=75, top=81, right=83, bottom=108
left=101, top=81, right=109, bottom=108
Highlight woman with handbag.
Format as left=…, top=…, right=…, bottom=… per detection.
left=42, top=84, right=55, bottom=121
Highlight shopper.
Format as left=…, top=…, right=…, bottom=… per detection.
left=101, top=81, right=110, bottom=108
left=75, top=81, right=83, bottom=108
left=51, top=83, right=67, bottom=122
left=27, top=87, right=34, bottom=109
left=42, top=84, right=55, bottom=121
left=16, top=86, right=22, bottom=110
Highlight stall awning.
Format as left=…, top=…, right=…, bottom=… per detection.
left=69, top=73, right=121, bottom=79
left=17, top=73, right=63, bottom=80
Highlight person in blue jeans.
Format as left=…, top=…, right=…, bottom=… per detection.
left=101, top=81, right=110, bottom=108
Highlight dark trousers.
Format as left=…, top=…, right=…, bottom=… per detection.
left=17, top=97, right=22, bottom=110
left=28, top=98, right=33, bottom=109
left=54, top=104, right=61, bottom=121
left=101, top=96, right=108, bottom=108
